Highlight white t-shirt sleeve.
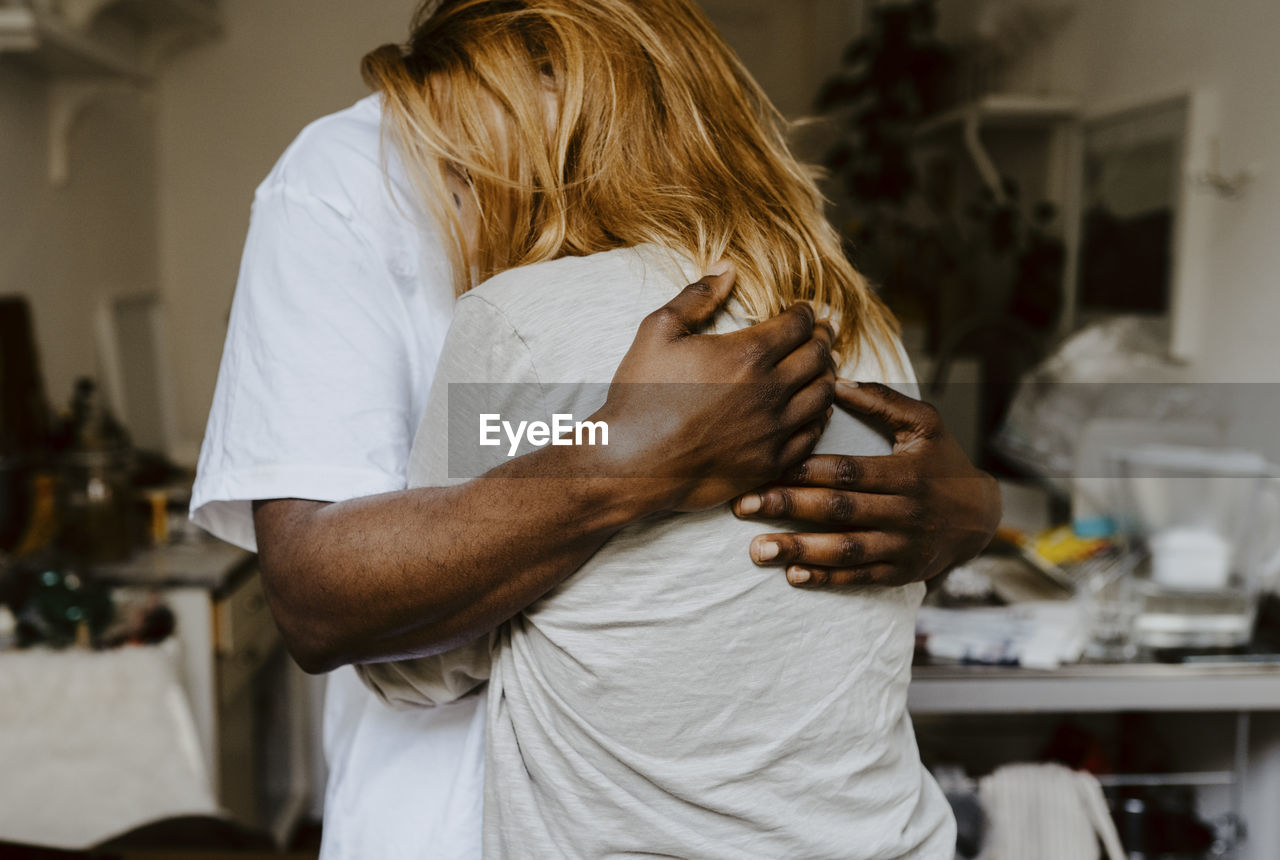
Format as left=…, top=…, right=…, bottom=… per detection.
left=191, top=185, right=431, bottom=551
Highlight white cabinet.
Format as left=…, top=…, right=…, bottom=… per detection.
left=99, top=540, right=317, bottom=845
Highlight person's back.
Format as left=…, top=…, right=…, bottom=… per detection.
left=371, top=244, right=954, bottom=858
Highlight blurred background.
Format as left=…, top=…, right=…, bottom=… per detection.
left=2, top=0, right=1279, bottom=857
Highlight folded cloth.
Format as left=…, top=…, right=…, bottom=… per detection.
left=357, top=633, right=492, bottom=707
left=916, top=602, right=1085, bottom=669
left=979, top=763, right=1124, bottom=860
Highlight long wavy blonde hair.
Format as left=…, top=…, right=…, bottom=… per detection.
left=362, top=0, right=897, bottom=359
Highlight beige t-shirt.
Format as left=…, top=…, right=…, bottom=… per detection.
left=359, top=245, right=955, bottom=859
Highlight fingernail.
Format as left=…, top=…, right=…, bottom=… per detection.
left=837, top=380, right=859, bottom=390
left=787, top=566, right=812, bottom=585
left=706, top=259, right=731, bottom=276
left=737, top=494, right=761, bottom=515
left=754, top=540, right=779, bottom=562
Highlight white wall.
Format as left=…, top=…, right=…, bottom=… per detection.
left=702, top=0, right=862, bottom=124
left=993, top=0, right=1280, bottom=385
left=0, top=64, right=158, bottom=415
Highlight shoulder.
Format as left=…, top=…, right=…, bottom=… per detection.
left=254, top=95, right=417, bottom=225
left=243, top=96, right=451, bottom=298
left=448, top=246, right=687, bottom=381
left=464, top=245, right=689, bottom=319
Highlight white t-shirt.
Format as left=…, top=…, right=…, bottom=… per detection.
left=190, top=95, right=485, bottom=860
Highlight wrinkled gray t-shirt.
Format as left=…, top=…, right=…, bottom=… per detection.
left=358, top=245, right=955, bottom=859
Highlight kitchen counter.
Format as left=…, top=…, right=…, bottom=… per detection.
left=92, top=538, right=255, bottom=597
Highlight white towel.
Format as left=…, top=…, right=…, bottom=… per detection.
left=979, top=763, right=1125, bottom=860
left=0, top=643, right=219, bottom=849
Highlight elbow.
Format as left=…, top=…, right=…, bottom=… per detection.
left=258, top=568, right=354, bottom=675
left=273, top=605, right=349, bottom=675
left=254, top=499, right=359, bottom=674
left=284, top=635, right=344, bottom=676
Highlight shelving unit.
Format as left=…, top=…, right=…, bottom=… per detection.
left=1, top=7, right=135, bottom=77
left=915, top=93, right=1080, bottom=139
left=911, top=661, right=1270, bottom=855
left=913, top=93, right=1079, bottom=209
left=0, top=0, right=221, bottom=184
left=911, top=92, right=1084, bottom=337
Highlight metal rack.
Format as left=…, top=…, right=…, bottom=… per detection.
left=911, top=661, right=1280, bottom=856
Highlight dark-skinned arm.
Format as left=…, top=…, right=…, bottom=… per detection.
left=735, top=380, right=1001, bottom=587
left=255, top=266, right=836, bottom=673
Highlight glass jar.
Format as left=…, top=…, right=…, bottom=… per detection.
left=52, top=378, right=136, bottom=563
left=56, top=449, right=136, bottom=563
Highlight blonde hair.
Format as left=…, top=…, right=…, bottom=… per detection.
left=362, top=0, right=897, bottom=359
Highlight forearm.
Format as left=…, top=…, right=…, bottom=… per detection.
left=256, top=442, right=669, bottom=673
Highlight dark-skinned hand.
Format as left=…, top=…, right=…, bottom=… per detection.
left=599, top=262, right=836, bottom=512
left=732, top=380, right=1001, bottom=588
